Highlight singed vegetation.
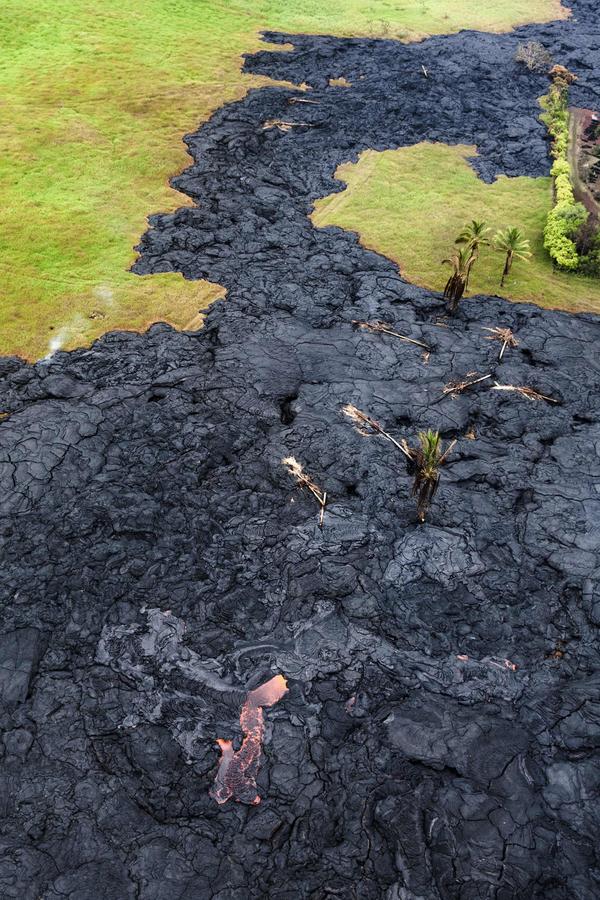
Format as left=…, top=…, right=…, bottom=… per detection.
left=312, top=143, right=600, bottom=313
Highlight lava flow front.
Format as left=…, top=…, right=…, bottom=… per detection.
left=210, top=675, right=288, bottom=806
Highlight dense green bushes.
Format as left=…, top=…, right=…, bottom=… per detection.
left=544, top=157, right=586, bottom=269
left=578, top=242, right=600, bottom=276
left=544, top=205, right=586, bottom=269
left=540, top=90, right=569, bottom=161
left=540, top=66, right=589, bottom=271
left=576, top=219, right=600, bottom=276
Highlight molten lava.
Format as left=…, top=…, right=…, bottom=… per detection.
left=210, top=674, right=288, bottom=806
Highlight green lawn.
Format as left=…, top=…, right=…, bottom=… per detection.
left=1, top=0, right=568, bottom=359
left=312, top=143, right=600, bottom=314
left=259, top=0, right=568, bottom=41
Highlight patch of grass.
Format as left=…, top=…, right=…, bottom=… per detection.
left=311, top=143, right=600, bottom=314
left=260, top=0, right=568, bottom=41
left=0, top=0, right=281, bottom=359
left=1, top=0, right=569, bottom=359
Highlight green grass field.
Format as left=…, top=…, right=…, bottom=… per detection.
left=1, top=0, right=568, bottom=359
left=259, top=0, right=567, bottom=41
left=312, top=143, right=600, bottom=314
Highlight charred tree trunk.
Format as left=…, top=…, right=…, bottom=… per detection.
left=444, top=274, right=466, bottom=314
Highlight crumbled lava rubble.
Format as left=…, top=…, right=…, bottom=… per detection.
left=1, top=1, right=600, bottom=897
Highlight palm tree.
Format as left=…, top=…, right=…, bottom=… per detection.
left=455, top=220, right=491, bottom=289
left=442, top=247, right=476, bottom=314
left=403, top=430, right=455, bottom=523
left=494, top=228, right=531, bottom=287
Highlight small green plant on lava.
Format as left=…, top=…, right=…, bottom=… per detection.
left=342, top=405, right=455, bottom=523
left=402, top=430, right=456, bottom=523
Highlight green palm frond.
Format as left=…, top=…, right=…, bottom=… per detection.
left=456, top=220, right=491, bottom=248
left=494, top=227, right=532, bottom=261
left=410, top=430, right=456, bottom=522
left=417, top=429, right=442, bottom=478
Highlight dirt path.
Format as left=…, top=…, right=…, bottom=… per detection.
left=569, top=107, right=600, bottom=218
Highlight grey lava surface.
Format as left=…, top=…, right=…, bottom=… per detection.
left=1, top=1, right=600, bottom=897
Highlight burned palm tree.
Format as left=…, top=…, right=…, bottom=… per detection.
left=455, top=220, right=491, bottom=289
left=442, top=247, right=476, bottom=314
left=282, top=456, right=327, bottom=527
left=401, top=430, right=456, bottom=523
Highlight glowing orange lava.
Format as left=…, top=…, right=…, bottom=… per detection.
left=210, top=675, right=288, bottom=806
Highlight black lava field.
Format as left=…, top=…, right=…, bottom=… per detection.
left=1, top=1, right=600, bottom=897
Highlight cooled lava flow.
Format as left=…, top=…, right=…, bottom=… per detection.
left=210, top=674, right=288, bottom=805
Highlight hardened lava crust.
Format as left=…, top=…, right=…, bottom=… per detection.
left=1, top=1, right=600, bottom=897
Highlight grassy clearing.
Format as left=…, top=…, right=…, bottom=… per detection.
left=312, top=143, right=600, bottom=314
left=1, top=1, right=568, bottom=359
left=259, top=0, right=568, bottom=41
left=0, top=0, right=275, bottom=360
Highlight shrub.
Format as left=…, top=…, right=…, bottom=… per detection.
left=540, top=91, right=570, bottom=159
left=540, top=64, right=590, bottom=270
left=549, top=64, right=578, bottom=87
left=544, top=204, right=587, bottom=270
left=551, top=158, right=571, bottom=178
left=575, top=217, right=600, bottom=255
left=553, top=131, right=568, bottom=158
left=442, top=247, right=476, bottom=313
left=555, top=172, right=576, bottom=204
left=515, top=41, right=553, bottom=73
left=578, top=248, right=600, bottom=277
left=576, top=221, right=600, bottom=274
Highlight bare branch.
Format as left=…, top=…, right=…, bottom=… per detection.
left=442, top=374, right=492, bottom=396
left=262, top=120, right=315, bottom=132
left=353, top=320, right=430, bottom=351
left=491, top=383, right=559, bottom=404
left=282, top=456, right=327, bottom=526
left=342, top=404, right=412, bottom=459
